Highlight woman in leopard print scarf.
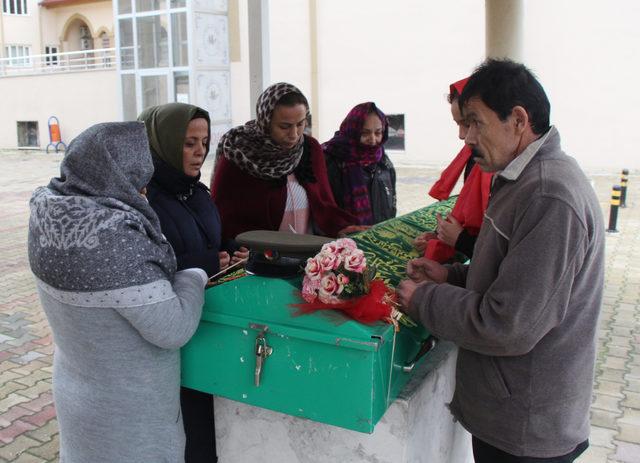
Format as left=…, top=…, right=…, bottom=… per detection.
left=215, top=82, right=309, bottom=179
left=211, top=82, right=357, bottom=240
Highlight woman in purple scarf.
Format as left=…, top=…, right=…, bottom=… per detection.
left=322, top=102, right=396, bottom=225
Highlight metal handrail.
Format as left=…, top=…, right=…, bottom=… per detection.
left=0, top=47, right=117, bottom=77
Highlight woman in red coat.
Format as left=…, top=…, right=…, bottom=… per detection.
left=211, top=82, right=357, bottom=241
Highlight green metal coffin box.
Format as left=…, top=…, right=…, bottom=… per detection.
left=182, top=275, right=429, bottom=433
left=181, top=199, right=457, bottom=433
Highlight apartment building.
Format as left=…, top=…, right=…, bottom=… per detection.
left=0, top=0, right=116, bottom=150
left=0, top=0, right=233, bottom=152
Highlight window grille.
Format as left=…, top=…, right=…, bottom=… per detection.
left=2, top=0, right=28, bottom=15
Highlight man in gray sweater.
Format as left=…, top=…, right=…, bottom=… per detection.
left=398, top=59, right=604, bottom=462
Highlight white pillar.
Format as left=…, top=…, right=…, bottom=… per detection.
left=309, top=0, right=319, bottom=138
left=485, top=0, right=524, bottom=61
left=248, top=0, right=270, bottom=118
left=0, top=5, right=5, bottom=57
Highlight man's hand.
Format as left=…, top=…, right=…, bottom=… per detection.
left=406, top=257, right=448, bottom=283
left=413, top=231, right=437, bottom=253
left=397, top=279, right=421, bottom=315
left=436, top=213, right=463, bottom=247
left=219, top=251, right=231, bottom=270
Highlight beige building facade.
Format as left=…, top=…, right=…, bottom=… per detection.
left=1, top=0, right=638, bottom=171
left=230, top=0, right=639, bottom=171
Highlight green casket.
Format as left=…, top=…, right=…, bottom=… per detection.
left=181, top=198, right=456, bottom=433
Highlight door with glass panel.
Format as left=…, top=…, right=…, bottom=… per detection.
left=116, top=0, right=190, bottom=119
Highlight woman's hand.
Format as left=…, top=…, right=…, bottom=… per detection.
left=413, top=231, right=437, bottom=253
left=219, top=251, right=231, bottom=270
left=338, top=225, right=371, bottom=237
left=436, top=213, right=463, bottom=247
left=231, top=246, right=249, bottom=265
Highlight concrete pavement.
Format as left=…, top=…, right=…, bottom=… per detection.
left=0, top=150, right=638, bottom=462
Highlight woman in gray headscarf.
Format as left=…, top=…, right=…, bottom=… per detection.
left=28, top=122, right=207, bottom=463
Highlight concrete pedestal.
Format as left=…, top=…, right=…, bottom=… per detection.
left=214, top=341, right=473, bottom=463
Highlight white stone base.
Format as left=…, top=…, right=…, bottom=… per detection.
left=214, top=341, right=473, bottom=463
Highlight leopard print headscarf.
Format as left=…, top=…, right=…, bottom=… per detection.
left=216, top=82, right=309, bottom=180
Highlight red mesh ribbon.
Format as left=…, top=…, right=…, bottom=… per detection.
left=292, top=279, right=395, bottom=324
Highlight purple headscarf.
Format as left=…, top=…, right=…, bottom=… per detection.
left=321, top=102, right=388, bottom=225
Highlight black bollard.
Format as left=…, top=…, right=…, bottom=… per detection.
left=607, top=185, right=621, bottom=233
left=620, top=169, right=629, bottom=208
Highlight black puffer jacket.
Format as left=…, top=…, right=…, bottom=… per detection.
left=325, top=153, right=397, bottom=224
left=147, top=156, right=232, bottom=277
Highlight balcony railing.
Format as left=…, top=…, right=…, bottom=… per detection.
left=0, top=47, right=116, bottom=77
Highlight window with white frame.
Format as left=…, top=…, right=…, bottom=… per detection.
left=116, top=0, right=191, bottom=118
left=45, top=46, right=59, bottom=66
left=2, top=0, right=28, bottom=15
left=4, top=45, right=31, bottom=67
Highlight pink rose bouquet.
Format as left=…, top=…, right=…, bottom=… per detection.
left=301, top=238, right=370, bottom=304
left=295, top=238, right=415, bottom=328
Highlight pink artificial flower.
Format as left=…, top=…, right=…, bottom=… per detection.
left=344, top=249, right=366, bottom=273
left=318, top=251, right=341, bottom=272
left=319, top=272, right=341, bottom=303
left=335, top=238, right=357, bottom=255
left=336, top=273, right=350, bottom=287
left=301, top=275, right=321, bottom=302
left=305, top=256, right=323, bottom=280
left=320, top=241, right=339, bottom=256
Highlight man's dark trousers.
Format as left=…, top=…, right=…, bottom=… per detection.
left=472, top=437, right=589, bottom=463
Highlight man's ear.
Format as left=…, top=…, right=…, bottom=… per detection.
left=512, top=106, right=529, bottom=134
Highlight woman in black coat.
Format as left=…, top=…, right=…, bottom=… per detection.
left=139, top=103, right=247, bottom=463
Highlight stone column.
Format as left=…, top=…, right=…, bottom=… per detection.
left=309, top=0, right=320, bottom=138
left=190, top=0, right=233, bottom=149
left=485, top=0, right=524, bottom=61
left=247, top=0, right=270, bottom=118
left=0, top=6, right=5, bottom=60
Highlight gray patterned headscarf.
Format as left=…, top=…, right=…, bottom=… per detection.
left=28, top=122, right=176, bottom=292
left=216, top=82, right=309, bottom=180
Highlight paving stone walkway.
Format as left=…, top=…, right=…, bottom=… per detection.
left=0, top=150, right=637, bottom=462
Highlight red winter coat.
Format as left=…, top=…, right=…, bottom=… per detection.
left=211, top=135, right=355, bottom=241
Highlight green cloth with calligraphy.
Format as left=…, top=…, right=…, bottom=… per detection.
left=353, top=197, right=458, bottom=286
